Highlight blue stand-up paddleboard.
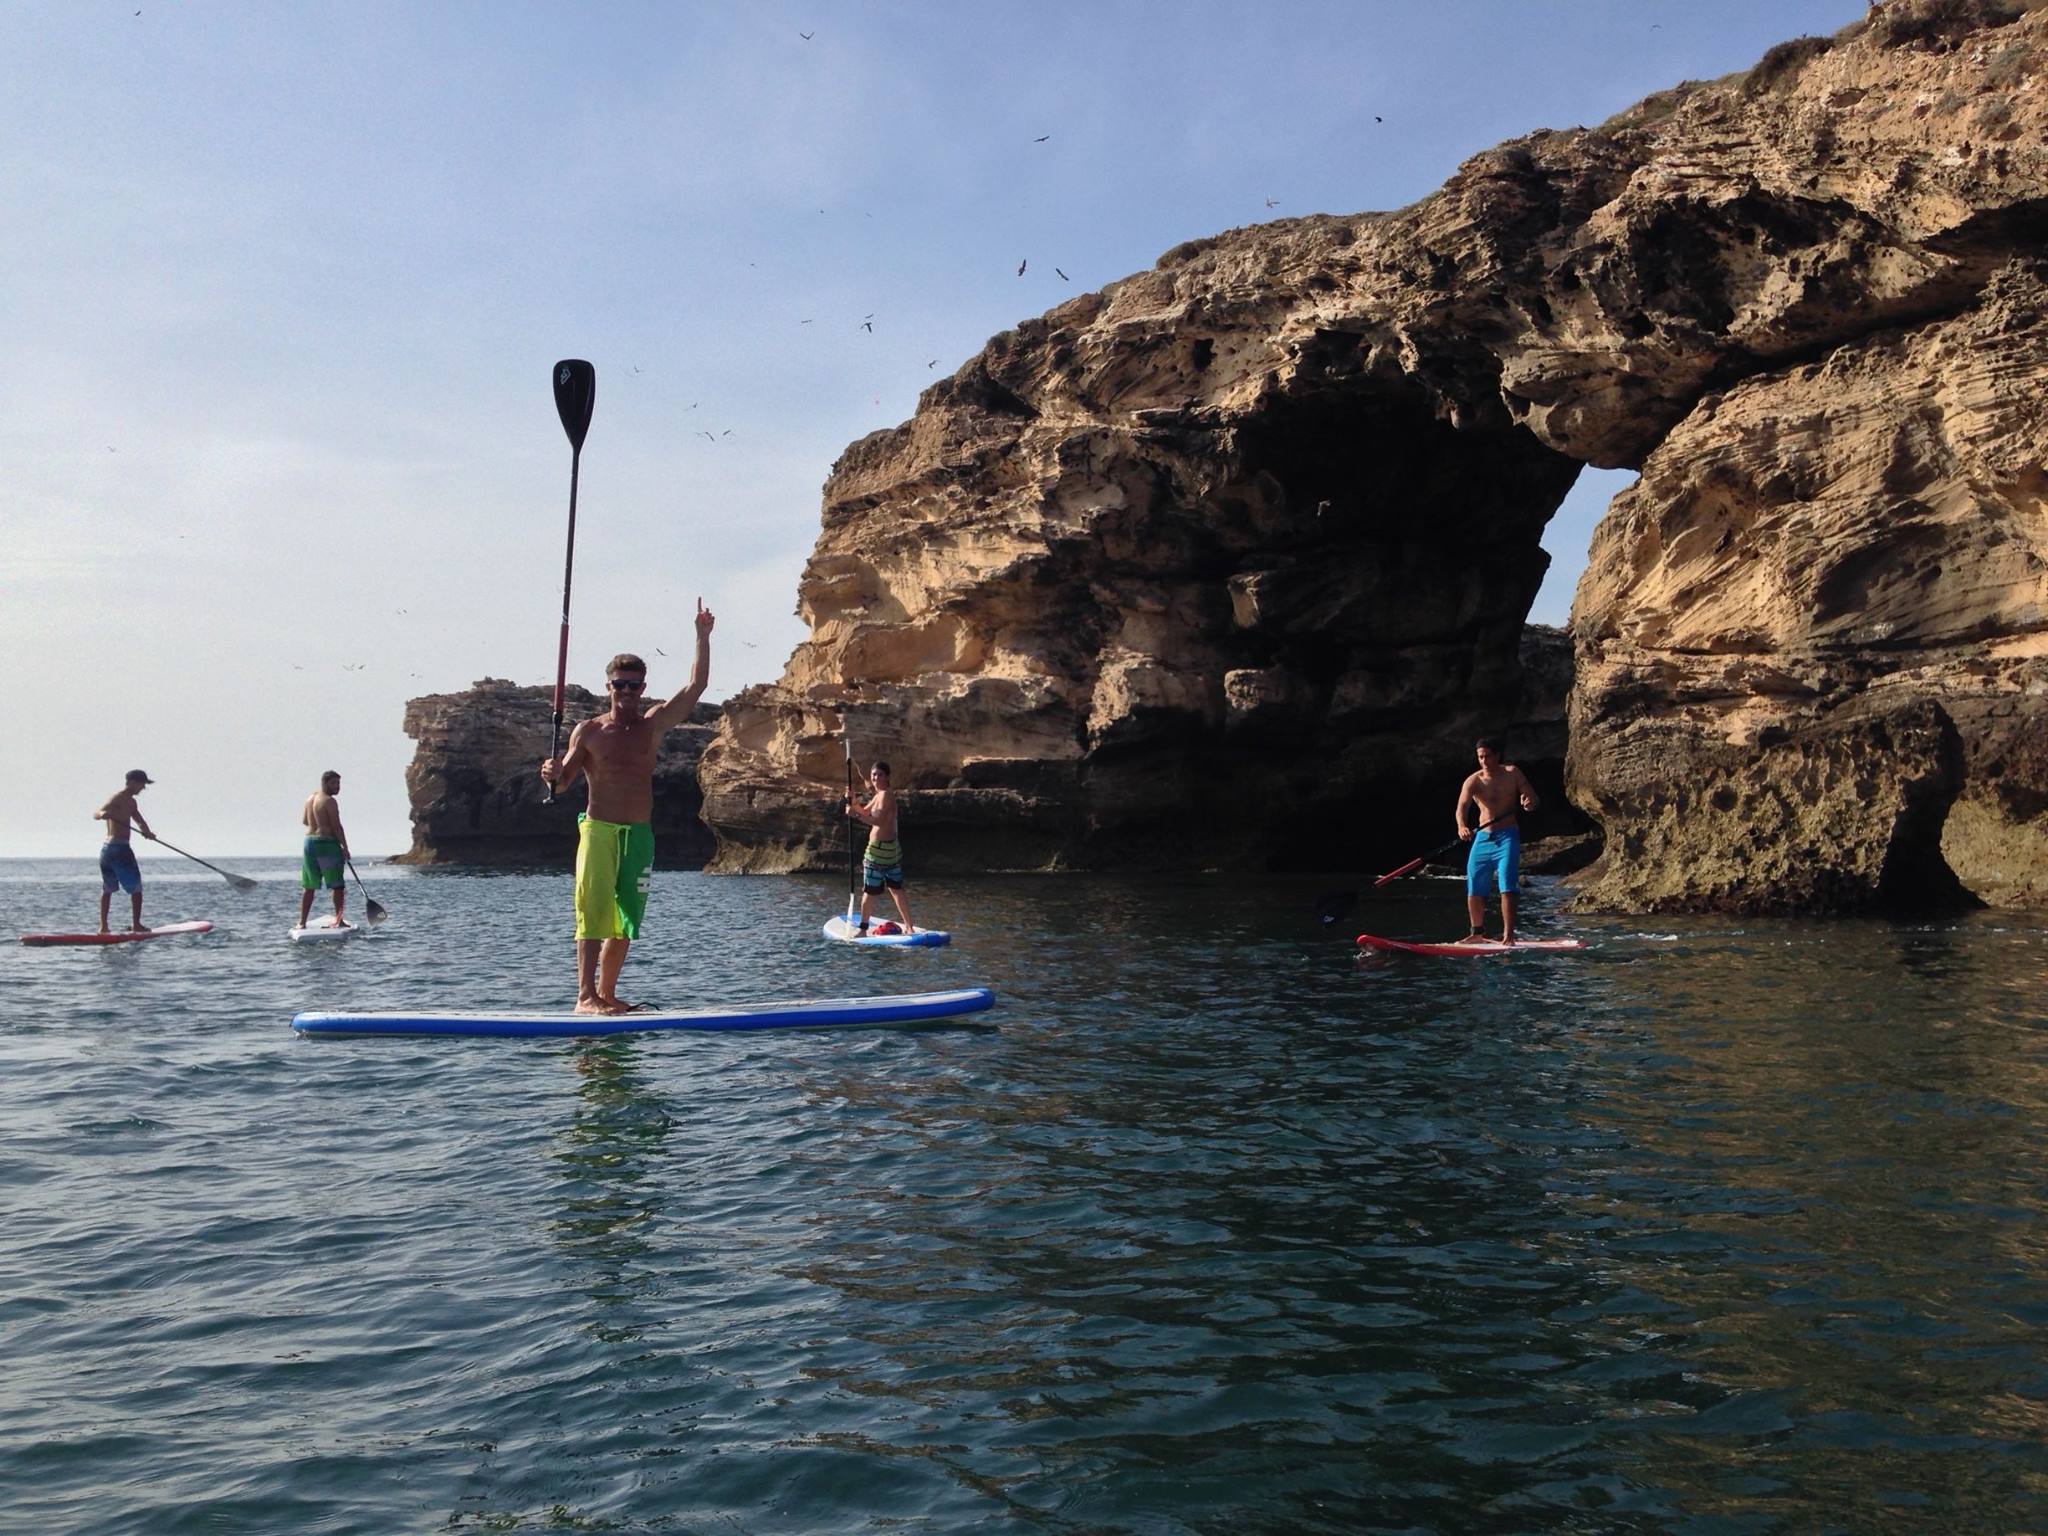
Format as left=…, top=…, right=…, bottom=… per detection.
left=823, top=916, right=950, bottom=947
left=292, top=987, right=995, bottom=1039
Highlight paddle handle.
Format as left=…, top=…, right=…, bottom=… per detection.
left=844, top=738, right=857, bottom=919
left=543, top=446, right=581, bottom=805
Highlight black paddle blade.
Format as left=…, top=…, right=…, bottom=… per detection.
left=553, top=359, right=595, bottom=451
left=1314, top=889, right=1358, bottom=927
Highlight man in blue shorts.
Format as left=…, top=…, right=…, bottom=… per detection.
left=1455, top=737, right=1540, bottom=945
left=93, top=770, right=157, bottom=933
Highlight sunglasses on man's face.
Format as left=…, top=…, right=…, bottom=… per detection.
left=608, top=677, right=646, bottom=692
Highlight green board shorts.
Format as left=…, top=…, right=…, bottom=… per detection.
left=576, top=814, right=655, bottom=940
left=301, top=836, right=345, bottom=890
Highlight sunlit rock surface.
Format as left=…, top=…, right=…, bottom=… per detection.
left=702, top=0, right=2048, bottom=907
left=398, top=680, right=718, bottom=868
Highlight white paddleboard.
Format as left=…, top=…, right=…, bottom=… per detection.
left=823, top=915, right=950, bottom=947
left=288, top=917, right=363, bottom=943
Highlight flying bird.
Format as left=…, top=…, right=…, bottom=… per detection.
left=656, top=648, right=668, bottom=656
left=800, top=318, right=815, bottom=324
left=861, top=320, right=872, bottom=332
left=1033, top=135, right=1049, bottom=142
left=800, top=30, right=814, bottom=39
left=1055, top=267, right=1069, bottom=281
left=1374, top=115, right=1383, bottom=123
left=1264, top=197, right=1278, bottom=207
left=699, top=431, right=716, bottom=441
left=927, top=359, right=938, bottom=368
left=1017, top=258, right=1027, bottom=276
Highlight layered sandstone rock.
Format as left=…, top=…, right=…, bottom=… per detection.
left=398, top=680, right=718, bottom=867
left=702, top=0, right=2048, bottom=905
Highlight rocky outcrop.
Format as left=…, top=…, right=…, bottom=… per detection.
left=699, top=0, right=2048, bottom=908
left=398, top=680, right=718, bottom=867
left=1570, top=263, right=2048, bottom=911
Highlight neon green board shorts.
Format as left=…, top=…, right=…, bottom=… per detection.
left=301, top=836, right=345, bottom=891
left=575, top=814, right=655, bottom=940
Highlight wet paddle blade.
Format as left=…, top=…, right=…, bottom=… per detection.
left=364, top=896, right=389, bottom=924
left=553, top=359, right=595, bottom=451
left=225, top=871, right=261, bottom=892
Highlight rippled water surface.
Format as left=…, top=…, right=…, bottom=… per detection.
left=4, top=858, right=2047, bottom=1533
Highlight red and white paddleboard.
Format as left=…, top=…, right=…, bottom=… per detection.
left=20, top=920, right=215, bottom=948
left=1357, top=931, right=1585, bottom=957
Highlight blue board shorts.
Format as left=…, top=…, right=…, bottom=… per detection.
left=1466, top=827, right=1521, bottom=897
left=100, top=841, right=142, bottom=895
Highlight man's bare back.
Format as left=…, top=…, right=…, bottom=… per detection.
left=302, top=791, right=345, bottom=841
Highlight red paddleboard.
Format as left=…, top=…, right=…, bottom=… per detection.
left=20, top=920, right=215, bottom=948
left=1357, top=931, right=1584, bottom=957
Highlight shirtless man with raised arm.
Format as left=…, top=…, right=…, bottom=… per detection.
left=299, top=770, right=351, bottom=930
left=1455, top=736, right=1540, bottom=944
left=539, top=600, right=714, bottom=1014
left=94, top=770, right=157, bottom=933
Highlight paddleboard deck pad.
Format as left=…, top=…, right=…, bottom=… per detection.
left=292, top=986, right=994, bottom=1039
left=823, top=916, right=950, bottom=947
left=289, top=918, right=362, bottom=942
left=1357, top=932, right=1586, bottom=957
left=20, top=920, right=214, bottom=947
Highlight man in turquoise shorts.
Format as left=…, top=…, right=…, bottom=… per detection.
left=540, top=600, right=714, bottom=1013
left=299, top=769, right=352, bottom=929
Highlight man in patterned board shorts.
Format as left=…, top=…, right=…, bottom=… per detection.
left=299, top=770, right=352, bottom=929
left=845, top=759, right=918, bottom=936
left=539, top=601, right=714, bottom=1014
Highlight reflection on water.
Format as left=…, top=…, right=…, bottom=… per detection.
left=1, top=862, right=2046, bottom=1531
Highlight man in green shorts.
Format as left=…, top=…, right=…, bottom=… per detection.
left=540, top=600, right=714, bottom=1014
left=299, top=769, right=352, bottom=929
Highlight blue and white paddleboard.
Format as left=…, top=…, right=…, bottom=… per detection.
left=823, top=915, right=950, bottom=947
left=291, top=986, right=994, bottom=1039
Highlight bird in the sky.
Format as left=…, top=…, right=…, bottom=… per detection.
left=927, top=359, right=938, bottom=368
left=800, top=318, right=815, bottom=324
left=800, top=30, right=814, bottom=39
left=1265, top=197, right=1278, bottom=207
left=1374, top=115, right=1383, bottom=123
left=1017, top=258, right=1027, bottom=276
left=699, top=431, right=716, bottom=442
left=1055, top=267, right=1069, bottom=281
left=1033, top=135, right=1049, bottom=142
left=861, top=320, right=872, bottom=332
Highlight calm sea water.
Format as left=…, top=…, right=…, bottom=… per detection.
left=3, top=856, right=2046, bottom=1534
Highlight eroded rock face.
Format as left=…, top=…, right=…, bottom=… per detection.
left=701, top=0, right=2048, bottom=905
left=1570, top=259, right=2048, bottom=911
left=399, top=679, right=718, bottom=867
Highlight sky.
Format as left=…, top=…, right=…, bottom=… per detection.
left=2, top=0, right=1868, bottom=857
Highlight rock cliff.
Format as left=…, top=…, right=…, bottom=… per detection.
left=700, top=0, right=2048, bottom=909
left=398, top=680, right=718, bottom=867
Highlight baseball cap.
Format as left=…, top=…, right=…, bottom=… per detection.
left=126, top=769, right=155, bottom=784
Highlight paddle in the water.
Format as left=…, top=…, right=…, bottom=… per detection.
left=347, top=855, right=388, bottom=925
left=544, top=358, right=596, bottom=805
